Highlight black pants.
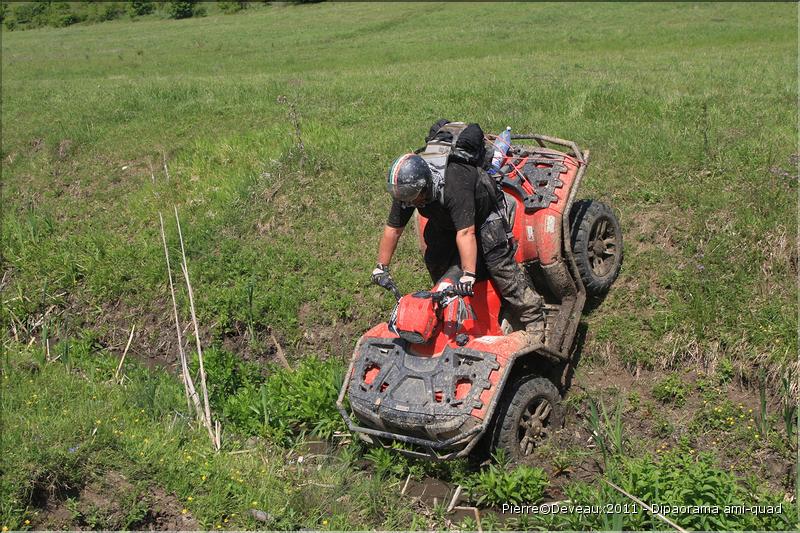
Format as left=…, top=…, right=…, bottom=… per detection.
left=423, top=218, right=544, bottom=327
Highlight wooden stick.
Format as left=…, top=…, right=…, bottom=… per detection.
left=446, top=485, right=462, bottom=513
left=114, top=324, right=135, bottom=382
left=148, top=158, right=156, bottom=184
left=602, top=478, right=688, bottom=533
left=160, top=213, right=202, bottom=420
left=400, top=474, right=411, bottom=495
left=162, top=151, right=170, bottom=181
left=270, top=333, right=292, bottom=370
left=174, top=207, right=217, bottom=449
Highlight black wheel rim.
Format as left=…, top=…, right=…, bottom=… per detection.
left=588, top=216, right=619, bottom=278
left=517, top=397, right=553, bottom=456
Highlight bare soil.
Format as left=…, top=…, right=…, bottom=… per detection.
left=31, top=470, right=198, bottom=531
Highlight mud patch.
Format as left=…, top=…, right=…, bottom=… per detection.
left=30, top=138, right=44, bottom=152
left=31, top=469, right=198, bottom=531
left=297, top=301, right=362, bottom=361
left=57, top=139, right=73, bottom=160
left=769, top=153, right=799, bottom=181
left=554, top=363, right=796, bottom=495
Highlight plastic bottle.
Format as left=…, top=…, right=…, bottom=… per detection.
left=490, top=126, right=512, bottom=174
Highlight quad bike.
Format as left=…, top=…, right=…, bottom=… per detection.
left=337, top=132, right=623, bottom=460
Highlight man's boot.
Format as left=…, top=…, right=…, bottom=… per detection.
left=523, top=318, right=546, bottom=347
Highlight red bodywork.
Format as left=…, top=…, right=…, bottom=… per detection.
left=353, top=276, right=524, bottom=427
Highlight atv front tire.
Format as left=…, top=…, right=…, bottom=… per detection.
left=570, top=199, right=623, bottom=296
left=492, top=376, right=563, bottom=462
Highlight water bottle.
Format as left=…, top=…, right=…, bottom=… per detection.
left=490, top=126, right=512, bottom=174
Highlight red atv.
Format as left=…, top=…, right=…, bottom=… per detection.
left=337, top=132, right=623, bottom=460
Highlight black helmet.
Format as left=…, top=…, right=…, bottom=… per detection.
left=387, top=153, right=433, bottom=204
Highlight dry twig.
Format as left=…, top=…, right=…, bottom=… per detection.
left=114, top=324, right=135, bottom=382
left=159, top=213, right=202, bottom=420
left=162, top=151, right=170, bottom=181
left=270, top=333, right=292, bottom=370
left=602, top=478, right=688, bottom=533
left=175, top=207, right=218, bottom=449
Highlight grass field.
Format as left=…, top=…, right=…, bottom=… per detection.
left=2, top=2, right=798, bottom=530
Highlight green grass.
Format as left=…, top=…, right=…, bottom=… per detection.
left=2, top=3, right=796, bottom=372
left=1, top=2, right=798, bottom=530
left=0, top=343, right=424, bottom=530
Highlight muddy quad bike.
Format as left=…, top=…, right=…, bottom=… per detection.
left=337, top=132, right=623, bottom=461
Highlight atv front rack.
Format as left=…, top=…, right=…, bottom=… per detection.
left=336, top=340, right=509, bottom=460
left=336, top=337, right=561, bottom=460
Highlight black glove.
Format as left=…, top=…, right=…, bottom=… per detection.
left=453, top=271, right=475, bottom=296
left=371, top=263, right=394, bottom=289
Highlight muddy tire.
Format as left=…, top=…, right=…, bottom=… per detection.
left=569, top=199, right=623, bottom=296
left=492, top=376, right=563, bottom=462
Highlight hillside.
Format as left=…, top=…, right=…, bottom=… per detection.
left=2, top=2, right=798, bottom=530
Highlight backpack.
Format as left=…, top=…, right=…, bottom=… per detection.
left=416, top=121, right=516, bottom=238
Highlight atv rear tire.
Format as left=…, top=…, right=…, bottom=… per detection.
left=570, top=200, right=623, bottom=296
left=492, top=376, right=563, bottom=462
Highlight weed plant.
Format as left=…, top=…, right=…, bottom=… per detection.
left=652, top=373, right=689, bottom=406
left=462, top=451, right=548, bottom=507
left=565, top=449, right=797, bottom=531
left=587, top=397, right=625, bottom=468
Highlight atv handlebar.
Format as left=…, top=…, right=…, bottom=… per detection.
left=413, top=286, right=473, bottom=301
left=379, top=282, right=472, bottom=302
left=377, top=278, right=403, bottom=301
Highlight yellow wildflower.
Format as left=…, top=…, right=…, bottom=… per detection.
left=187, top=496, right=193, bottom=502
left=2, top=525, right=8, bottom=531
left=181, top=508, right=188, bottom=515
left=24, top=520, right=30, bottom=525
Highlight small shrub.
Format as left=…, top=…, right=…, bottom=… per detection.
left=128, top=1, right=155, bottom=17
left=565, top=449, right=798, bottom=531
left=12, top=2, right=47, bottom=26
left=168, top=1, right=198, bottom=19
left=716, top=357, right=734, bottom=383
left=652, top=413, right=673, bottom=438
left=652, top=373, right=688, bottom=406
left=222, top=356, right=345, bottom=444
left=219, top=1, right=249, bottom=13
left=195, top=346, right=264, bottom=407
left=363, top=445, right=418, bottom=480
left=462, top=452, right=548, bottom=507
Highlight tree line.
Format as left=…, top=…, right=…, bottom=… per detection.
left=0, top=1, right=323, bottom=31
